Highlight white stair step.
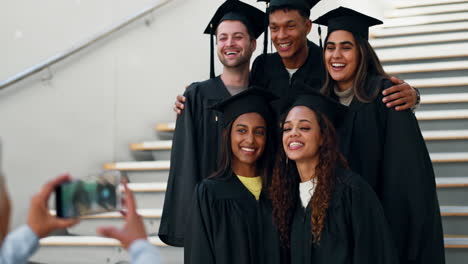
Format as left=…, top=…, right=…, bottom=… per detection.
left=440, top=206, right=468, bottom=216
left=370, top=32, right=468, bottom=48
left=50, top=208, right=162, bottom=219
left=386, top=2, right=468, bottom=18
left=444, top=236, right=468, bottom=248
left=131, top=140, right=172, bottom=151
left=377, top=43, right=468, bottom=62
left=393, top=0, right=468, bottom=9
left=436, top=177, right=468, bottom=187
left=103, top=161, right=170, bottom=171
left=40, top=234, right=468, bottom=248
left=405, top=77, right=468, bottom=88
left=423, top=130, right=468, bottom=140
left=384, top=61, right=468, bottom=75
left=421, top=93, right=468, bottom=104
left=371, top=21, right=468, bottom=38
left=380, top=12, right=468, bottom=28
left=127, top=182, right=167, bottom=192
left=155, top=123, right=175, bottom=132
left=40, top=235, right=166, bottom=247
left=416, top=109, right=468, bottom=120
left=430, top=152, right=468, bottom=163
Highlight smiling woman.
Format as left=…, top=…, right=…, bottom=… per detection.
left=315, top=7, right=445, bottom=264
left=184, top=88, right=286, bottom=264
left=270, top=88, right=399, bottom=264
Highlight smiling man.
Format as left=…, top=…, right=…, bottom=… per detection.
left=158, top=0, right=266, bottom=247
left=251, top=0, right=419, bottom=114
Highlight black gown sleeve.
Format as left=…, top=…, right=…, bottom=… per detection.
left=250, top=54, right=266, bottom=87
left=348, top=175, right=400, bottom=264
left=378, top=81, right=444, bottom=262
left=184, top=183, right=215, bottom=264
left=158, top=85, right=202, bottom=247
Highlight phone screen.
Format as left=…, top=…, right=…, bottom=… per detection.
left=55, top=171, right=122, bottom=218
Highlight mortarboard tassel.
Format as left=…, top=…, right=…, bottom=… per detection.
left=210, top=23, right=215, bottom=79
left=318, top=25, right=322, bottom=49
left=262, top=2, right=269, bottom=54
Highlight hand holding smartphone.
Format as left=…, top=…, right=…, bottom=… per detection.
left=55, top=171, right=122, bottom=218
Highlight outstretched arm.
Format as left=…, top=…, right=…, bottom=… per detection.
left=382, top=76, right=420, bottom=111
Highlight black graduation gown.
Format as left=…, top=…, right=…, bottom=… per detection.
left=337, top=77, right=445, bottom=264
left=291, top=168, right=399, bottom=264
left=159, top=77, right=230, bottom=246
left=251, top=40, right=325, bottom=115
left=185, top=174, right=286, bottom=264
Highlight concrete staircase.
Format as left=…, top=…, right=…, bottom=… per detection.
left=371, top=0, right=468, bottom=262
left=30, top=0, right=468, bottom=263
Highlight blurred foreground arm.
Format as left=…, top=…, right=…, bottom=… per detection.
left=1, top=173, right=79, bottom=264
left=97, top=181, right=161, bottom=264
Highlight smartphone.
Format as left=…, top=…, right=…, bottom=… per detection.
left=55, top=170, right=122, bottom=218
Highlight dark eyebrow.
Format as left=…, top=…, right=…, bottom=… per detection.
left=236, top=124, right=247, bottom=127
left=284, top=120, right=312, bottom=124
left=325, top=41, right=354, bottom=46
left=340, top=41, right=354, bottom=46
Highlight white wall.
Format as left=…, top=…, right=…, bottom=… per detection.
left=0, top=0, right=383, bottom=229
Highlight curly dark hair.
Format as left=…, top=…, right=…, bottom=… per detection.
left=269, top=107, right=348, bottom=246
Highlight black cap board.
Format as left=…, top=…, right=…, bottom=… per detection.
left=258, top=0, right=320, bottom=10
left=286, top=83, right=347, bottom=128
left=205, top=0, right=266, bottom=79
left=210, top=87, right=277, bottom=128
left=313, top=6, right=383, bottom=40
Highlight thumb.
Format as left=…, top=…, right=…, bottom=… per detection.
left=97, top=226, right=122, bottom=240
left=55, top=218, right=80, bottom=229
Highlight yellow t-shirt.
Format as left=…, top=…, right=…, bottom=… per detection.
left=237, top=175, right=262, bottom=200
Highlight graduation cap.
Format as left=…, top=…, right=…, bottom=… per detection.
left=211, top=87, right=277, bottom=128
left=286, top=83, right=347, bottom=127
left=313, top=6, right=383, bottom=41
left=204, top=0, right=266, bottom=79
left=259, top=0, right=320, bottom=10
left=257, top=0, right=320, bottom=52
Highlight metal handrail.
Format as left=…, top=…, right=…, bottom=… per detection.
left=0, top=0, right=172, bottom=90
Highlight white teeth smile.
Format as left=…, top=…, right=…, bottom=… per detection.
left=279, top=43, right=291, bottom=48
left=289, top=142, right=304, bottom=147
left=241, top=147, right=255, bottom=152
left=332, top=63, right=345, bottom=67
left=226, top=51, right=238, bottom=55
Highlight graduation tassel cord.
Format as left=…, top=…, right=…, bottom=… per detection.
left=262, top=3, right=269, bottom=54
left=318, top=25, right=322, bottom=49
left=210, top=23, right=215, bottom=79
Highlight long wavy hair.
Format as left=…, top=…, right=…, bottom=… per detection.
left=269, top=108, right=348, bottom=245
left=210, top=114, right=276, bottom=189
left=321, top=32, right=390, bottom=103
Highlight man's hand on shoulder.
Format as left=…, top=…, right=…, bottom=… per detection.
left=173, top=85, right=190, bottom=115
left=382, top=76, right=419, bottom=111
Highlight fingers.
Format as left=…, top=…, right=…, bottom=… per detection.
left=384, top=98, right=406, bottom=108
left=395, top=102, right=412, bottom=111
left=382, top=84, right=403, bottom=97
left=38, top=173, right=72, bottom=202
left=177, top=95, right=186, bottom=103
left=55, top=218, right=80, bottom=229
left=97, top=226, right=121, bottom=240
left=122, top=182, right=137, bottom=213
left=390, top=76, right=403, bottom=85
